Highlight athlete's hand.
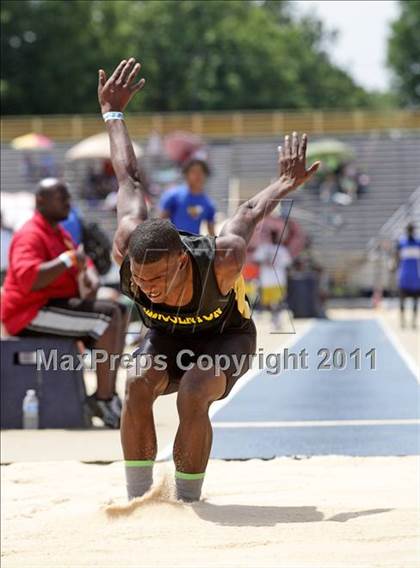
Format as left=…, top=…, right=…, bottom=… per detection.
left=98, top=57, right=145, bottom=114
left=278, top=132, right=320, bottom=190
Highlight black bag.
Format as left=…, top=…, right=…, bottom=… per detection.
left=82, top=221, right=112, bottom=275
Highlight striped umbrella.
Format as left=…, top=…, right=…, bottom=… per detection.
left=11, top=133, right=54, bottom=151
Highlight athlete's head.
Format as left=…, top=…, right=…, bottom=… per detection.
left=36, top=178, right=71, bottom=223
left=128, top=218, right=188, bottom=303
left=406, top=223, right=415, bottom=239
left=182, top=158, right=210, bottom=194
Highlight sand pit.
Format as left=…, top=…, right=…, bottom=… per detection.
left=2, top=456, right=419, bottom=568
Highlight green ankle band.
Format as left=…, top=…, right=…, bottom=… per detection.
left=175, top=470, right=205, bottom=480
left=125, top=460, right=154, bottom=468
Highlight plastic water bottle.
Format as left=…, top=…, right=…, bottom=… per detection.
left=22, top=389, right=39, bottom=429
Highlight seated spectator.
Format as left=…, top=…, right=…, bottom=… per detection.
left=319, top=172, right=339, bottom=203
left=39, top=153, right=57, bottom=179
left=0, top=178, right=128, bottom=428
left=85, top=165, right=102, bottom=202
left=21, top=152, right=37, bottom=183
left=159, top=157, right=215, bottom=235
left=356, top=171, right=370, bottom=196
left=312, top=160, right=369, bottom=206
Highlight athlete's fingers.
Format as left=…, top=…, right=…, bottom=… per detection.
left=279, top=144, right=286, bottom=167
left=306, top=160, right=321, bottom=180
left=118, top=57, right=135, bottom=85
left=125, top=62, right=141, bottom=87
left=277, top=145, right=283, bottom=174
left=299, top=133, right=308, bottom=161
left=284, top=134, right=291, bottom=160
left=98, top=69, right=107, bottom=89
left=109, top=59, right=127, bottom=83
left=130, top=78, right=146, bottom=93
left=292, top=131, right=299, bottom=158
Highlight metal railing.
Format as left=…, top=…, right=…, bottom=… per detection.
left=1, top=109, right=420, bottom=142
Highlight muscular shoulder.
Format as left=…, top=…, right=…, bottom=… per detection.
left=213, top=234, right=246, bottom=292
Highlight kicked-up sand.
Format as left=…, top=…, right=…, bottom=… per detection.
left=2, top=456, right=419, bottom=568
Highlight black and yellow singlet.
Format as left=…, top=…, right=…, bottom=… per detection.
left=120, top=231, right=252, bottom=335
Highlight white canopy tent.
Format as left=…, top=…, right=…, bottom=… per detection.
left=65, top=132, right=143, bottom=161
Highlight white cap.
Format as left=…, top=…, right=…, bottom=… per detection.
left=26, top=389, right=36, bottom=396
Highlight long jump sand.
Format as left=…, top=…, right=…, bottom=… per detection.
left=1, top=308, right=419, bottom=567
left=2, top=456, right=419, bottom=568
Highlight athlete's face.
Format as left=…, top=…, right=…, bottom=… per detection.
left=130, top=251, right=188, bottom=303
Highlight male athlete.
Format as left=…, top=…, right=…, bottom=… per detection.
left=98, top=58, right=320, bottom=502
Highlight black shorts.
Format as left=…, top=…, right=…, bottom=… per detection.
left=19, top=297, right=127, bottom=348
left=132, top=320, right=257, bottom=400
left=399, top=289, right=420, bottom=299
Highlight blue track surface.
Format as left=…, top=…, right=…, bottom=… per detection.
left=211, top=319, right=420, bottom=458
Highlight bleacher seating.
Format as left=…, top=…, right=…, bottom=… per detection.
left=229, top=133, right=420, bottom=279
left=2, top=131, right=419, bottom=282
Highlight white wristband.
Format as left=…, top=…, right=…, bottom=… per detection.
left=103, top=111, right=124, bottom=122
left=59, top=252, right=73, bottom=268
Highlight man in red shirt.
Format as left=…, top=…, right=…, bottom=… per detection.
left=1, top=178, right=127, bottom=428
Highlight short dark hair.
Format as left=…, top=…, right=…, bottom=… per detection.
left=128, top=219, right=183, bottom=264
left=182, top=158, right=210, bottom=177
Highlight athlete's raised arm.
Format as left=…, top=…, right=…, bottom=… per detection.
left=214, top=133, right=320, bottom=293
left=98, top=57, right=147, bottom=265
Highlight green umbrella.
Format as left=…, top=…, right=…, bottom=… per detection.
left=307, top=139, right=355, bottom=170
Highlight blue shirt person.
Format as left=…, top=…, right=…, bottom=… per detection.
left=396, top=223, right=420, bottom=329
left=159, top=158, right=216, bottom=235
left=397, top=225, right=420, bottom=292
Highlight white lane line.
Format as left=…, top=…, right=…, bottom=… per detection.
left=211, top=419, right=420, bottom=428
left=156, top=320, right=315, bottom=461
left=377, top=317, right=419, bottom=384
